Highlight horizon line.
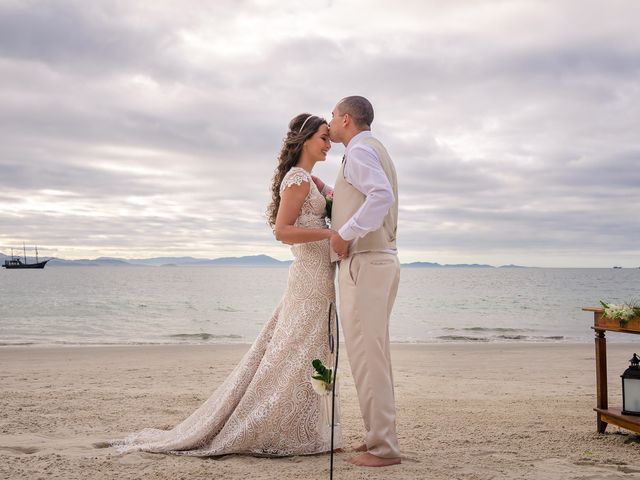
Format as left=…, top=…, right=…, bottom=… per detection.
left=2, top=250, right=639, bottom=269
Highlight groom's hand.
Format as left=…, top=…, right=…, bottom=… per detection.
left=311, top=175, right=325, bottom=192
left=330, top=232, right=349, bottom=260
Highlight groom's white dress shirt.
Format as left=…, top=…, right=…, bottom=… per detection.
left=323, top=131, right=397, bottom=254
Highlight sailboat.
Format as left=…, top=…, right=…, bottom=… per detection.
left=2, top=245, right=50, bottom=269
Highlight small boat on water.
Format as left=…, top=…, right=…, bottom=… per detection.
left=2, top=245, right=49, bottom=269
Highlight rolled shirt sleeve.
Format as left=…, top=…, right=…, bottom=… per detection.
left=337, top=144, right=395, bottom=242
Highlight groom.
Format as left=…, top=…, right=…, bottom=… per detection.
left=323, top=96, right=401, bottom=467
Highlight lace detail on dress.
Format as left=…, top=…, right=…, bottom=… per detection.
left=111, top=165, right=340, bottom=458
left=279, top=167, right=327, bottom=232
left=279, top=167, right=310, bottom=193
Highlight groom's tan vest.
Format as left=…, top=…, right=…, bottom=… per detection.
left=331, top=136, right=398, bottom=255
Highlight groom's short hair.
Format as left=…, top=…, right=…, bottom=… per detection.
left=339, top=96, right=374, bottom=128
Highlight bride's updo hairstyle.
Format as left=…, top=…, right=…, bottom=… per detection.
left=267, top=113, right=328, bottom=229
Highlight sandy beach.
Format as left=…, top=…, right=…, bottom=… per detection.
left=2, top=342, right=640, bottom=479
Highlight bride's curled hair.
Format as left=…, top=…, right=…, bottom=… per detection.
left=267, top=113, right=328, bottom=229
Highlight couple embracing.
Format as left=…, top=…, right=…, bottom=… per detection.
left=113, top=96, right=401, bottom=468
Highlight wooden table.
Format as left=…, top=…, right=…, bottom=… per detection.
left=584, top=306, right=640, bottom=434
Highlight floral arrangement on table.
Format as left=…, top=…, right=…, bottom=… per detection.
left=311, top=359, right=333, bottom=395
left=600, top=300, right=640, bottom=328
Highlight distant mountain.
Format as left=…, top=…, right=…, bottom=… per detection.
left=151, top=254, right=292, bottom=267
left=48, top=257, right=135, bottom=267
left=403, top=261, right=494, bottom=268
left=24, top=254, right=292, bottom=267
left=402, top=261, right=442, bottom=268
left=123, top=254, right=292, bottom=267
left=1, top=251, right=524, bottom=268
left=124, top=256, right=207, bottom=267
left=191, top=255, right=292, bottom=267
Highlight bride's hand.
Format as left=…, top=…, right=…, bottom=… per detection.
left=329, top=231, right=348, bottom=259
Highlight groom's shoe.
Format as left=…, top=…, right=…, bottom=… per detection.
left=349, top=452, right=401, bottom=467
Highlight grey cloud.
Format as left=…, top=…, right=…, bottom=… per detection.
left=1, top=1, right=639, bottom=266
left=0, top=2, right=163, bottom=73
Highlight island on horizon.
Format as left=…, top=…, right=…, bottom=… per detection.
left=0, top=251, right=530, bottom=268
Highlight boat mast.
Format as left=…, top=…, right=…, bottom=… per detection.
left=23, top=242, right=27, bottom=263
left=36, top=246, right=39, bottom=263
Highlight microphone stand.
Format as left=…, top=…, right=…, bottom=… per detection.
left=328, top=302, right=339, bottom=480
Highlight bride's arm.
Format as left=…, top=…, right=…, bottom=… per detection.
left=274, top=181, right=334, bottom=244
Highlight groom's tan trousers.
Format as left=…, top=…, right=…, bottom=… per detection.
left=338, top=251, right=401, bottom=458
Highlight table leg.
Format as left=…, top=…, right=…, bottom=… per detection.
left=595, top=329, right=608, bottom=433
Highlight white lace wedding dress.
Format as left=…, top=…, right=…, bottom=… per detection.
left=112, top=167, right=341, bottom=457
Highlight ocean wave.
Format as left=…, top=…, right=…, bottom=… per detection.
left=0, top=338, right=251, bottom=347
left=436, top=335, right=490, bottom=342
left=168, top=333, right=243, bottom=340
left=434, top=334, right=566, bottom=343
left=0, top=332, right=569, bottom=347
left=443, top=326, right=535, bottom=333
left=215, top=306, right=240, bottom=312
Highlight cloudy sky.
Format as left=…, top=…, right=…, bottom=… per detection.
left=1, top=0, right=638, bottom=267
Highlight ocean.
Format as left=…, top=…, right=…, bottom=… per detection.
left=0, top=266, right=638, bottom=346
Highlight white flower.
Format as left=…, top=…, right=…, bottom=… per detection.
left=311, top=377, right=331, bottom=395
left=310, top=359, right=334, bottom=395
left=602, top=300, right=640, bottom=324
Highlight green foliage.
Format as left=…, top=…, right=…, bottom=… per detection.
left=325, top=198, right=333, bottom=218
left=600, top=300, right=640, bottom=327
left=312, top=359, right=333, bottom=384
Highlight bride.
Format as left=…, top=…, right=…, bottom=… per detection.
left=111, top=113, right=342, bottom=457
